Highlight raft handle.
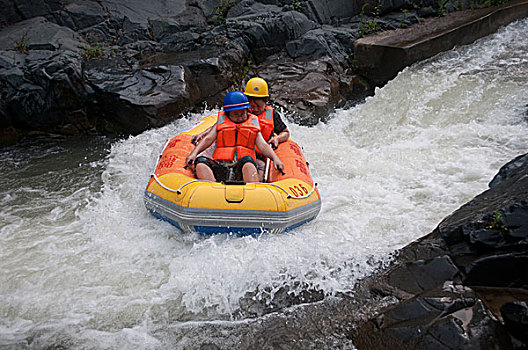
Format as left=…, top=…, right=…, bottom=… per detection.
left=224, top=180, right=246, bottom=185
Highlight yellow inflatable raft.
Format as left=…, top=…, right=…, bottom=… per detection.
left=144, top=115, right=321, bottom=235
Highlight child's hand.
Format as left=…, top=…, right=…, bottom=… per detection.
left=274, top=159, right=284, bottom=174
left=269, top=137, right=279, bottom=149
left=184, top=154, right=195, bottom=169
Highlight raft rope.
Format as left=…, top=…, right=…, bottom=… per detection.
left=150, top=139, right=185, bottom=194
left=152, top=173, right=317, bottom=199
left=151, top=173, right=180, bottom=193
left=175, top=179, right=213, bottom=194
left=151, top=174, right=212, bottom=194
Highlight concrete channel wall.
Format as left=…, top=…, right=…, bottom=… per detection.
left=354, top=0, right=528, bottom=85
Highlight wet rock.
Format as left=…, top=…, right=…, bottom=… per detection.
left=353, top=287, right=512, bottom=349
left=85, top=64, right=201, bottom=133
left=0, top=0, right=22, bottom=28
left=237, top=283, right=325, bottom=318
left=384, top=256, right=462, bottom=296
left=286, top=26, right=360, bottom=62
left=0, top=0, right=63, bottom=28
left=299, top=0, right=360, bottom=24
left=140, top=37, right=249, bottom=107
left=464, top=254, right=528, bottom=288
left=468, top=227, right=507, bottom=248
left=227, top=0, right=282, bottom=19
left=101, top=0, right=188, bottom=25
left=0, top=49, right=91, bottom=137
left=254, top=57, right=371, bottom=125
left=227, top=10, right=316, bottom=63
left=0, top=16, right=85, bottom=52
left=503, top=203, right=528, bottom=239
left=501, top=301, right=528, bottom=345
left=48, top=1, right=107, bottom=32
left=439, top=153, right=528, bottom=248
left=489, top=153, right=528, bottom=188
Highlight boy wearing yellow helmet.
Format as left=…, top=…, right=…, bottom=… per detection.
left=244, top=77, right=289, bottom=148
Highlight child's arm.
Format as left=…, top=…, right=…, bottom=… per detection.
left=191, top=126, right=213, bottom=145
left=269, top=129, right=289, bottom=148
left=186, top=126, right=217, bottom=165
left=255, top=133, right=284, bottom=171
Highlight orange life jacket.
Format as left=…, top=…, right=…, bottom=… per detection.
left=257, top=106, right=274, bottom=142
left=213, top=111, right=261, bottom=162
left=255, top=106, right=274, bottom=155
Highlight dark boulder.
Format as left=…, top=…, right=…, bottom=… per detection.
left=385, top=256, right=462, bottom=296
left=489, top=153, right=528, bottom=188
left=227, top=10, right=316, bottom=63
left=227, top=0, right=282, bottom=19
left=501, top=301, right=528, bottom=345
left=286, top=26, right=360, bottom=62
left=464, top=254, right=528, bottom=288
left=0, top=0, right=64, bottom=28
left=353, top=288, right=512, bottom=349
left=254, top=56, right=371, bottom=125
left=85, top=64, right=200, bottom=134
left=48, top=1, right=107, bottom=32
left=139, top=36, right=250, bottom=107
left=291, top=0, right=360, bottom=24
left=0, top=49, right=91, bottom=138
left=0, top=16, right=85, bottom=52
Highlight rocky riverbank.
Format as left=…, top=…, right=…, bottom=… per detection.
left=2, top=0, right=526, bottom=145
left=349, top=153, right=528, bottom=349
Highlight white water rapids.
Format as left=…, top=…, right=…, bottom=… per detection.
left=1, top=18, right=527, bottom=348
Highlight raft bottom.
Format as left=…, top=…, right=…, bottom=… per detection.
left=149, top=209, right=316, bottom=236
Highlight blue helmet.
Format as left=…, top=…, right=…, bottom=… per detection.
left=223, top=91, right=249, bottom=112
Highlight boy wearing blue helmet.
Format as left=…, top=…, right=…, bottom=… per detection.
left=186, top=91, right=284, bottom=183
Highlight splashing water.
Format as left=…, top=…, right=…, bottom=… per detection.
left=1, top=18, right=527, bottom=348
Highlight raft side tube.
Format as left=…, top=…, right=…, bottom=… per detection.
left=144, top=190, right=321, bottom=234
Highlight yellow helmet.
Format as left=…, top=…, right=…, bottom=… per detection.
left=244, top=77, right=269, bottom=98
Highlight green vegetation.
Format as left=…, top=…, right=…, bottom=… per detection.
left=438, top=0, right=449, bottom=16
left=399, top=9, right=409, bottom=28
left=13, top=34, right=29, bottom=54
left=485, top=211, right=509, bottom=234
left=148, top=21, right=156, bottom=41
left=483, top=0, right=505, bottom=7
left=214, top=0, right=236, bottom=25
left=82, top=44, right=105, bottom=60
left=359, top=1, right=384, bottom=37
left=293, top=1, right=303, bottom=12
left=233, top=59, right=252, bottom=87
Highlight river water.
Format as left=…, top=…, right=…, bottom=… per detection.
left=1, top=19, right=527, bottom=349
